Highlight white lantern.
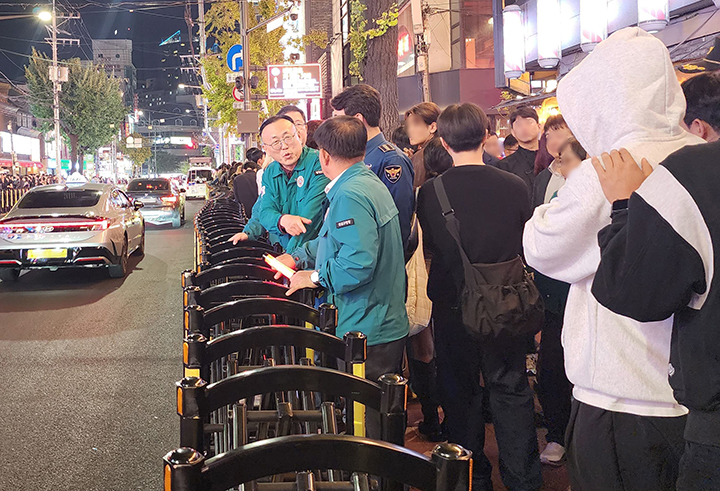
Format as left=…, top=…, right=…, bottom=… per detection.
left=580, top=0, right=607, bottom=53
left=503, top=5, right=525, bottom=79
left=638, top=0, right=669, bottom=32
left=537, top=0, right=562, bottom=68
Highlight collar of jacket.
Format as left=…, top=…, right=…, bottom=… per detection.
left=365, top=132, right=387, bottom=154
left=326, top=161, right=367, bottom=202
left=266, top=146, right=312, bottom=180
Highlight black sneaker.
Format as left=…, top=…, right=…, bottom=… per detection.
left=418, top=421, right=447, bottom=442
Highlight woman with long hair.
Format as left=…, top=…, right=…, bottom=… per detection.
left=405, top=102, right=441, bottom=189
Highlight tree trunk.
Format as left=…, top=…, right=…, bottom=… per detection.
left=69, top=134, right=80, bottom=172
left=364, top=0, right=400, bottom=133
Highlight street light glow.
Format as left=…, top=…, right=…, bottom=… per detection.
left=178, top=83, right=186, bottom=89
left=38, top=11, right=52, bottom=22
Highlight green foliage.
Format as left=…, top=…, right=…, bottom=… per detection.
left=25, top=49, right=126, bottom=166
left=348, top=0, right=399, bottom=79
left=202, top=0, right=300, bottom=129
left=154, top=151, right=184, bottom=174
left=119, top=132, right=152, bottom=176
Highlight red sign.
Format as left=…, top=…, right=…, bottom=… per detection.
left=232, top=86, right=243, bottom=102
left=398, top=28, right=412, bottom=59
left=267, top=64, right=322, bottom=100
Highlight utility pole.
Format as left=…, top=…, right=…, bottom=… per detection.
left=51, top=0, right=61, bottom=174
left=411, top=0, right=431, bottom=102
left=239, top=0, right=252, bottom=150
left=44, top=1, right=79, bottom=174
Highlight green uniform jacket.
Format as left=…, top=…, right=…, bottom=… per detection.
left=243, top=147, right=328, bottom=253
left=293, top=162, right=409, bottom=346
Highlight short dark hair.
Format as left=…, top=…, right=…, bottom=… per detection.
left=544, top=114, right=567, bottom=132
left=246, top=147, right=264, bottom=163
left=330, top=85, right=381, bottom=128
left=391, top=125, right=412, bottom=150
left=277, top=105, right=307, bottom=122
left=313, top=116, right=367, bottom=160
left=423, top=137, right=453, bottom=179
left=682, top=72, right=720, bottom=132
left=510, top=106, right=539, bottom=126
left=405, top=102, right=441, bottom=125
left=437, top=103, right=489, bottom=153
left=259, top=115, right=295, bottom=139
left=503, top=134, right=518, bottom=148
left=559, top=137, right=588, bottom=161
left=242, top=161, right=260, bottom=172
left=305, top=119, right=323, bottom=150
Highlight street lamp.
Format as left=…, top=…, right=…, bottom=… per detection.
left=37, top=10, right=52, bottom=22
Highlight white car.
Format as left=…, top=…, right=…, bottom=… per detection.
left=0, top=183, right=145, bottom=281
left=186, top=167, right=214, bottom=199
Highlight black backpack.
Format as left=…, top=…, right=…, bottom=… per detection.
left=433, top=176, right=544, bottom=340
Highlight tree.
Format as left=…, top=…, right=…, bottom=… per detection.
left=120, top=133, right=152, bottom=176
left=154, top=151, right=183, bottom=174
left=349, top=0, right=400, bottom=132
left=202, top=0, right=327, bottom=128
left=25, top=49, right=127, bottom=171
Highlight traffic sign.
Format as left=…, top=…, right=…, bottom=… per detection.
left=226, top=72, right=239, bottom=84
left=232, top=86, right=243, bottom=102
left=267, top=64, right=323, bottom=100
left=233, top=102, right=244, bottom=109
left=226, top=44, right=243, bottom=72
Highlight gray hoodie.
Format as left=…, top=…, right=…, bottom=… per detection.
left=523, top=27, right=704, bottom=417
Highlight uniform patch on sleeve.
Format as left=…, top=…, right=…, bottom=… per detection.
left=384, top=165, right=402, bottom=183
left=315, top=170, right=325, bottom=175
left=336, top=218, right=355, bottom=229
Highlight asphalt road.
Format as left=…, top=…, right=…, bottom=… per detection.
left=0, top=199, right=204, bottom=491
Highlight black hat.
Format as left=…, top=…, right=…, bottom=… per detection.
left=679, top=36, right=720, bottom=74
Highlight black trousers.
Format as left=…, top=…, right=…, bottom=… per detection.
left=566, top=399, right=686, bottom=491
left=364, top=336, right=406, bottom=440
left=676, top=440, right=720, bottom=491
left=433, top=303, right=542, bottom=491
left=536, top=310, right=572, bottom=444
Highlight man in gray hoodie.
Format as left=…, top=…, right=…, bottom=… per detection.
left=523, top=27, right=705, bottom=491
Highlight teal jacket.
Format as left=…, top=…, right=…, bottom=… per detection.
left=293, top=162, right=409, bottom=346
left=243, top=147, right=329, bottom=252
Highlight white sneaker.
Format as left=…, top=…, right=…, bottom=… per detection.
left=540, top=442, right=566, bottom=466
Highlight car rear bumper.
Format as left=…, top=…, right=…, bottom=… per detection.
left=141, top=207, right=179, bottom=225
left=0, top=245, right=116, bottom=270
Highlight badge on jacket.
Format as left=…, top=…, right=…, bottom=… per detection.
left=297, top=176, right=305, bottom=188
left=384, top=165, right=402, bottom=183
left=336, top=218, right=355, bottom=229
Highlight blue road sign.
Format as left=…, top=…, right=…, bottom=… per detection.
left=226, top=44, right=243, bottom=72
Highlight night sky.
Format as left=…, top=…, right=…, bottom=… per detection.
left=0, top=1, right=187, bottom=83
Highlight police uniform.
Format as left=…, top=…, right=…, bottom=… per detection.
left=364, top=133, right=414, bottom=248
left=243, top=146, right=329, bottom=253
left=293, top=162, right=409, bottom=349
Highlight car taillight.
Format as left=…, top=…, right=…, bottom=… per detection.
left=0, top=219, right=109, bottom=234
left=161, top=195, right=177, bottom=205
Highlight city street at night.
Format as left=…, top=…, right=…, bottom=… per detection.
left=0, top=200, right=202, bottom=490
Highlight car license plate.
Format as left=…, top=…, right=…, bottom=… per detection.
left=27, top=248, right=67, bottom=259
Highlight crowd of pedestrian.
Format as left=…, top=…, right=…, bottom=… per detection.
left=0, top=172, right=61, bottom=190
left=222, top=27, right=720, bottom=491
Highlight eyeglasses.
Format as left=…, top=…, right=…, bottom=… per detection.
left=293, top=121, right=307, bottom=128
left=262, top=131, right=298, bottom=151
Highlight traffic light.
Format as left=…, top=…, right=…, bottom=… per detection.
left=249, top=76, right=259, bottom=89
left=235, top=76, right=244, bottom=90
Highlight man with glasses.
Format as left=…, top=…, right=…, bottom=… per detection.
left=277, top=105, right=309, bottom=146
left=230, top=115, right=328, bottom=253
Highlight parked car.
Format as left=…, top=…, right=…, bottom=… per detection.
left=125, top=178, right=185, bottom=228
left=0, top=183, right=145, bottom=281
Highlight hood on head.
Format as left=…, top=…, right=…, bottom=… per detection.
left=557, top=27, right=687, bottom=157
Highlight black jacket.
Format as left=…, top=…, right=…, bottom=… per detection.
left=592, top=140, right=720, bottom=446
left=232, top=171, right=259, bottom=219
left=497, top=146, right=537, bottom=195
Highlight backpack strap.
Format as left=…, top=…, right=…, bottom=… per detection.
left=433, top=176, right=477, bottom=287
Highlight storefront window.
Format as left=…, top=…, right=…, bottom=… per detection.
left=462, top=0, right=494, bottom=69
